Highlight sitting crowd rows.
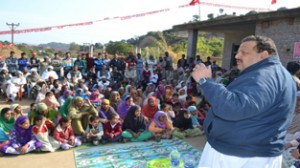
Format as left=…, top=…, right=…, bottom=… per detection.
left=0, top=87, right=207, bottom=154
left=0, top=50, right=220, bottom=155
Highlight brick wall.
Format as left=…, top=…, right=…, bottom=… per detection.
left=256, top=17, right=300, bottom=66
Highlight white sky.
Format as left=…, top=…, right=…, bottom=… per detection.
left=0, top=0, right=299, bottom=45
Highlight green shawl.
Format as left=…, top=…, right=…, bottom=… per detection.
left=0, top=111, right=15, bottom=133
left=60, top=96, right=73, bottom=117
left=29, top=108, right=59, bottom=125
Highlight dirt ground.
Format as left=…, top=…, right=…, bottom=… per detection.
left=0, top=98, right=207, bottom=168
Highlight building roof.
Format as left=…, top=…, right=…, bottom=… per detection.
left=173, top=8, right=300, bottom=33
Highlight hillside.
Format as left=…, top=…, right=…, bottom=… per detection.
left=0, top=46, right=23, bottom=59
left=39, top=42, right=69, bottom=51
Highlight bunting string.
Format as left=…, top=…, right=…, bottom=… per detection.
left=180, top=2, right=270, bottom=11
left=0, top=1, right=290, bottom=35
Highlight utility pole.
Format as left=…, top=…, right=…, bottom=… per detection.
left=198, top=3, right=201, bottom=21
left=6, top=23, right=20, bottom=44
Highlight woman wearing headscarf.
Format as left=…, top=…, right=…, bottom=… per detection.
left=117, top=96, right=135, bottom=121
left=109, top=91, right=121, bottom=111
left=155, top=84, right=166, bottom=101
left=118, top=87, right=125, bottom=100
left=59, top=90, right=73, bottom=106
left=98, top=99, right=116, bottom=122
left=148, top=111, right=174, bottom=141
left=88, top=90, right=102, bottom=108
left=143, top=84, right=155, bottom=99
left=130, top=89, right=143, bottom=107
left=142, top=96, right=159, bottom=121
left=41, top=91, right=60, bottom=111
left=0, top=108, right=15, bottom=134
left=29, top=103, right=60, bottom=129
left=75, top=88, right=89, bottom=99
left=2, top=116, right=42, bottom=155
left=172, top=109, right=202, bottom=139
left=68, top=97, right=99, bottom=135
left=122, top=105, right=152, bottom=142
left=164, top=85, right=174, bottom=103
left=122, top=85, right=132, bottom=100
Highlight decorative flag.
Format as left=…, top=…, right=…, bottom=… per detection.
left=189, top=0, right=200, bottom=6
left=271, top=0, right=276, bottom=5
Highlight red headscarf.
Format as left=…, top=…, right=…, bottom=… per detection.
left=141, top=96, right=159, bottom=120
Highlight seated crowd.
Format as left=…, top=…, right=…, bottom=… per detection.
left=0, top=50, right=227, bottom=155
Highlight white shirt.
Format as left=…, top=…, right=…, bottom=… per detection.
left=41, top=70, right=58, bottom=80
left=150, top=74, right=158, bottom=83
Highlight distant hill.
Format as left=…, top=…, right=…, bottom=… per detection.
left=39, top=42, right=69, bottom=51
left=0, top=46, right=23, bottom=59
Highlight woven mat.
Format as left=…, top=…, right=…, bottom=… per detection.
left=74, top=138, right=202, bottom=168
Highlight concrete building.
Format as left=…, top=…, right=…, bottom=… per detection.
left=173, top=8, right=300, bottom=70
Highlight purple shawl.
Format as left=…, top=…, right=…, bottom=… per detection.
left=155, top=84, right=166, bottom=99
left=99, top=106, right=117, bottom=119
left=89, top=90, right=102, bottom=104
left=152, top=111, right=167, bottom=128
left=13, top=116, right=32, bottom=145
left=62, top=90, right=73, bottom=99
left=117, top=96, right=134, bottom=119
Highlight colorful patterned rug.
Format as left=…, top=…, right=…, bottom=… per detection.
left=74, top=138, right=202, bottom=168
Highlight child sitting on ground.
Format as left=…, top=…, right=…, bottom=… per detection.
left=122, top=105, right=152, bottom=142
left=188, top=106, right=204, bottom=129
left=53, top=117, right=81, bottom=150
left=32, top=115, right=60, bottom=152
left=2, top=116, right=42, bottom=155
left=82, top=116, right=104, bottom=145
left=148, top=111, right=174, bottom=141
left=172, top=109, right=203, bottom=139
left=102, top=113, right=122, bottom=143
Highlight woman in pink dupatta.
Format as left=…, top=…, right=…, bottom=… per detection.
left=42, top=91, right=60, bottom=111
left=88, top=90, right=102, bottom=108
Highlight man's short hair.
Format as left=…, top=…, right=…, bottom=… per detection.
left=241, top=35, right=278, bottom=56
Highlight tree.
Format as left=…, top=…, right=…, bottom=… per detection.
left=219, top=8, right=224, bottom=15
left=207, top=13, right=214, bottom=20
left=69, top=42, right=80, bottom=51
left=277, top=7, right=288, bottom=11
left=105, top=41, right=134, bottom=55
left=94, top=43, right=103, bottom=50
left=192, top=15, right=200, bottom=22
left=245, top=10, right=258, bottom=15
left=207, top=37, right=224, bottom=57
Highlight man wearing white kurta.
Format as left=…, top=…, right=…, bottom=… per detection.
left=6, top=71, right=26, bottom=102
left=41, top=66, right=58, bottom=81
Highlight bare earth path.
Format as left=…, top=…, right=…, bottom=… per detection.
left=0, top=99, right=206, bottom=168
